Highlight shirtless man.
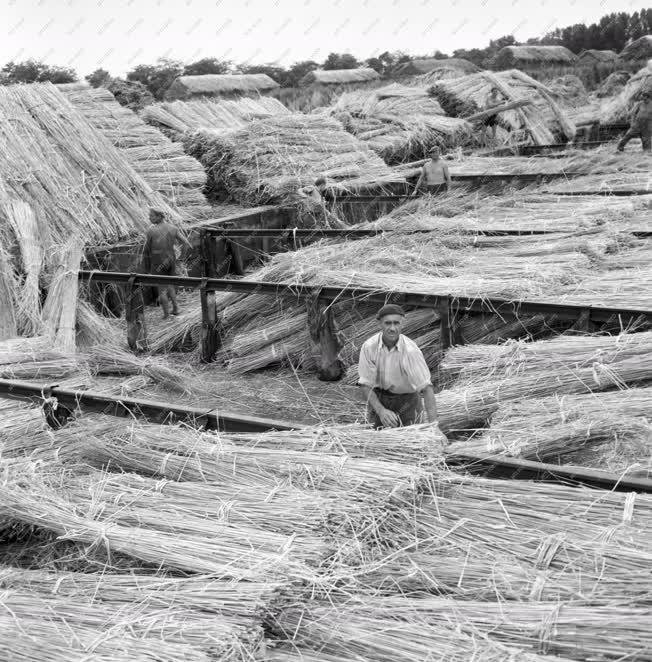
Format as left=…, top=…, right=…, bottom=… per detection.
left=413, top=146, right=452, bottom=196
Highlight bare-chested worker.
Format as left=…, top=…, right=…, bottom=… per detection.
left=413, top=146, right=452, bottom=196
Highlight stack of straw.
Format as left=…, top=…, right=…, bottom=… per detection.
left=183, top=113, right=403, bottom=204
left=329, top=84, right=473, bottom=162
left=600, top=62, right=652, bottom=123
left=430, top=69, right=575, bottom=144
left=60, top=83, right=213, bottom=222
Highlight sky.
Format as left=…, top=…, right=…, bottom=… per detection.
left=0, top=0, right=644, bottom=77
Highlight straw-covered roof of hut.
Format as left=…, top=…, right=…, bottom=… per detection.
left=164, top=74, right=279, bottom=100
left=619, top=35, right=652, bottom=61
left=58, top=83, right=211, bottom=222
left=577, top=49, right=619, bottom=64
left=491, top=45, right=577, bottom=69
left=299, top=68, right=380, bottom=87
left=394, top=58, right=479, bottom=78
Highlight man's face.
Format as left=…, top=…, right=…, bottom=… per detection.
left=380, top=314, right=403, bottom=344
left=430, top=149, right=440, bottom=160
left=149, top=211, right=163, bottom=224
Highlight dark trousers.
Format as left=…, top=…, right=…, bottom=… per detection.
left=424, top=184, right=448, bottom=195
left=368, top=389, right=423, bottom=429
left=618, top=128, right=651, bottom=152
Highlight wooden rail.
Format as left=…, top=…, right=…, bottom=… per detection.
left=78, top=270, right=652, bottom=364
left=2, top=377, right=651, bottom=493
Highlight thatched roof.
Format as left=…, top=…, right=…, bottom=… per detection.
left=493, top=45, right=577, bottom=65
left=577, top=49, right=619, bottom=63
left=299, top=68, right=380, bottom=86
left=619, top=36, right=652, bottom=61
left=394, top=58, right=479, bottom=76
left=165, top=74, right=279, bottom=99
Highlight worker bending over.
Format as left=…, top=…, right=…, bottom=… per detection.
left=297, top=177, right=346, bottom=229
left=142, top=208, right=192, bottom=319
left=480, top=88, right=504, bottom=147
left=358, top=304, right=442, bottom=434
left=413, top=146, right=451, bottom=196
left=617, top=91, right=652, bottom=153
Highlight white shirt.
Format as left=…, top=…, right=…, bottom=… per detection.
left=358, top=332, right=432, bottom=394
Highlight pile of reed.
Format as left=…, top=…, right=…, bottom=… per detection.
left=460, top=386, right=652, bottom=473
left=430, top=69, right=575, bottom=144
left=183, top=113, right=402, bottom=204
left=545, top=171, right=651, bottom=194
left=141, top=96, right=290, bottom=137
left=600, top=62, right=652, bottom=123
left=329, top=84, right=473, bottom=162
left=60, top=84, right=213, bottom=222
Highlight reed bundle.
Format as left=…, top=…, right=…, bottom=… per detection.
left=1, top=198, right=44, bottom=335
left=274, top=603, right=577, bottom=662
left=0, top=243, right=17, bottom=341
left=600, top=62, right=652, bottom=123
left=467, top=386, right=652, bottom=472
left=430, top=69, right=575, bottom=144
left=142, top=96, right=290, bottom=137
left=0, top=589, right=263, bottom=661
left=75, top=297, right=124, bottom=350
left=545, top=171, right=652, bottom=194
left=0, top=613, right=212, bottom=662
left=183, top=113, right=401, bottom=204
left=330, top=84, right=473, bottom=161
left=40, top=239, right=83, bottom=353
left=0, top=351, right=83, bottom=380
left=347, top=597, right=652, bottom=661
left=0, top=457, right=324, bottom=580
left=61, top=84, right=212, bottom=222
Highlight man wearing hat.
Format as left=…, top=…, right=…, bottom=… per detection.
left=358, top=304, right=440, bottom=430
left=617, top=90, right=652, bottom=152
left=412, top=146, right=451, bottom=196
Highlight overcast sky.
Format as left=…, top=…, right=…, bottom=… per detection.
left=0, top=0, right=643, bottom=77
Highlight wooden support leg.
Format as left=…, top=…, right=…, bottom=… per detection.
left=307, top=294, right=343, bottom=381
left=200, top=279, right=221, bottom=363
left=439, top=296, right=453, bottom=350
left=125, top=274, right=148, bottom=352
left=227, top=238, right=245, bottom=276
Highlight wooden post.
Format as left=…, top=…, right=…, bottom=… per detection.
left=569, top=306, right=593, bottom=333
left=199, top=278, right=221, bottom=363
left=307, top=293, right=343, bottom=381
left=227, top=238, right=245, bottom=276
left=439, top=296, right=453, bottom=350
left=125, top=274, right=148, bottom=352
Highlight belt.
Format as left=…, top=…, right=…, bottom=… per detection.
left=374, top=388, right=417, bottom=397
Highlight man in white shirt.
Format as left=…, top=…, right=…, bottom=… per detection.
left=358, top=304, right=440, bottom=429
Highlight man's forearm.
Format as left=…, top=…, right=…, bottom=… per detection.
left=422, top=385, right=438, bottom=423
left=361, top=385, right=384, bottom=414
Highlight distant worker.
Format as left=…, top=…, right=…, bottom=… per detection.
left=480, top=88, right=505, bottom=146
left=413, top=146, right=451, bottom=196
left=358, top=304, right=443, bottom=436
left=297, top=177, right=346, bottom=229
left=617, top=90, right=652, bottom=153
left=142, top=208, right=192, bottom=319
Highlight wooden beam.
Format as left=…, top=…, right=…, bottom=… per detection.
left=465, top=98, right=533, bottom=122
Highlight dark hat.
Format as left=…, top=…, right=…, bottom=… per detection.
left=376, top=304, right=405, bottom=320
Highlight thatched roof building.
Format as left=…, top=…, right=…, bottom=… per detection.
left=164, top=74, right=279, bottom=100
left=619, top=36, right=652, bottom=62
left=491, top=45, right=577, bottom=69
left=299, top=68, right=380, bottom=87
left=394, top=58, right=479, bottom=77
left=577, top=49, right=619, bottom=64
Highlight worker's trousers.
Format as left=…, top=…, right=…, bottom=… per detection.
left=368, top=389, right=423, bottom=429
left=617, top=128, right=652, bottom=152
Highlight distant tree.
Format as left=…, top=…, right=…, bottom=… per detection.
left=365, top=50, right=406, bottom=76
left=183, top=57, right=231, bottom=76
left=452, top=47, right=487, bottom=66
left=85, top=68, right=111, bottom=88
left=239, top=63, right=289, bottom=86
left=126, top=58, right=183, bottom=100
left=285, top=60, right=319, bottom=87
left=322, top=52, right=359, bottom=70
left=107, top=78, right=154, bottom=110
left=1, top=59, right=77, bottom=85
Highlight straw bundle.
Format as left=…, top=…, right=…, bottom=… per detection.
left=330, top=84, right=473, bottom=161
left=183, top=113, right=401, bottom=204
left=545, top=75, right=588, bottom=107
left=600, top=63, right=652, bottom=123
left=467, top=386, right=652, bottom=472
left=40, top=239, right=83, bottom=353
left=431, top=69, right=575, bottom=144
left=1, top=198, right=44, bottom=336
left=141, top=96, right=290, bottom=137
left=274, top=603, right=579, bottom=662
left=0, top=243, right=17, bottom=340
left=60, top=84, right=212, bottom=222
left=545, top=171, right=652, bottom=194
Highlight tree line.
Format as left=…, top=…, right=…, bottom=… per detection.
left=1, top=8, right=650, bottom=100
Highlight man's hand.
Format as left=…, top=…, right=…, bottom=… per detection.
left=378, top=407, right=400, bottom=428
left=427, top=420, right=448, bottom=445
